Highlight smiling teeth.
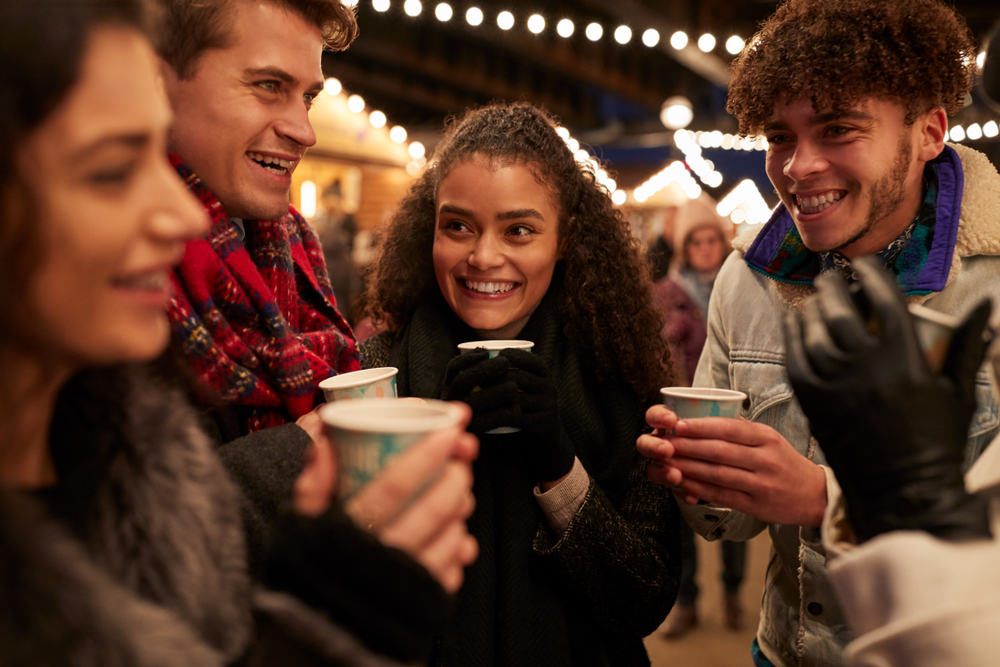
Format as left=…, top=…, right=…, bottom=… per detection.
left=247, top=152, right=295, bottom=174
left=465, top=280, right=516, bottom=295
left=795, top=191, right=844, bottom=214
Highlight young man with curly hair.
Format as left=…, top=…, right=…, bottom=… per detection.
left=638, top=0, right=1000, bottom=665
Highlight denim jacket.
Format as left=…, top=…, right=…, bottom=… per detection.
left=682, top=143, right=1000, bottom=667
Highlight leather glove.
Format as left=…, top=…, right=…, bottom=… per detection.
left=783, top=256, right=993, bottom=543
left=500, top=349, right=576, bottom=483
left=440, top=348, right=519, bottom=435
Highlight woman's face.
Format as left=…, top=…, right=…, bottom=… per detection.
left=686, top=226, right=726, bottom=273
left=12, top=27, right=207, bottom=368
left=433, top=159, right=561, bottom=333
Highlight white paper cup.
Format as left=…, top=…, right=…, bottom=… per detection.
left=660, top=387, right=747, bottom=423
left=908, top=304, right=959, bottom=371
left=319, top=367, right=398, bottom=402
left=457, top=339, right=534, bottom=433
left=320, top=398, right=464, bottom=499
left=457, top=339, right=535, bottom=356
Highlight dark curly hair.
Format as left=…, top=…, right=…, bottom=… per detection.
left=361, top=102, right=672, bottom=398
left=727, top=0, right=976, bottom=135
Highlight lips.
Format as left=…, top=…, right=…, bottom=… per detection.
left=111, top=269, right=170, bottom=291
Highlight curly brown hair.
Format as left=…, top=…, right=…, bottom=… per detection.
left=361, top=102, right=672, bottom=397
left=727, top=0, right=976, bottom=135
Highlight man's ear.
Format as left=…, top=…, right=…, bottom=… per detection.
left=915, top=106, right=947, bottom=162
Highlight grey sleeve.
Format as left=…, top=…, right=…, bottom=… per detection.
left=216, top=424, right=311, bottom=574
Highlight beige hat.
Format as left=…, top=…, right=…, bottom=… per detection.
left=673, top=197, right=732, bottom=269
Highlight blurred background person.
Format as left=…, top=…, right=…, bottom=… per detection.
left=359, top=102, right=681, bottom=667
left=315, top=179, right=362, bottom=325
left=655, top=198, right=745, bottom=637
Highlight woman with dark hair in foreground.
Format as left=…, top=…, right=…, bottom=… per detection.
left=0, top=1, right=474, bottom=664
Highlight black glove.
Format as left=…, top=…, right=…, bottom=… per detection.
left=501, top=349, right=576, bottom=483
left=783, top=256, right=993, bottom=543
left=440, top=348, right=519, bottom=435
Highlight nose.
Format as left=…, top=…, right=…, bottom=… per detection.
left=782, top=138, right=828, bottom=182
left=274, top=97, right=317, bottom=149
left=468, top=233, right=504, bottom=270
left=149, top=157, right=210, bottom=242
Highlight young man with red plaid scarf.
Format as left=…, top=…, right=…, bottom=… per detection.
left=153, top=2, right=479, bottom=662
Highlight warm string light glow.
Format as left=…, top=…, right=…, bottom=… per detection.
left=673, top=129, right=769, bottom=152
left=362, top=0, right=746, bottom=54
left=322, top=77, right=425, bottom=172
left=948, top=120, right=999, bottom=141
left=716, top=179, right=773, bottom=226
left=673, top=130, right=725, bottom=189
left=551, top=127, right=627, bottom=205
left=633, top=161, right=702, bottom=203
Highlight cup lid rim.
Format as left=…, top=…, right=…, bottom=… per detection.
left=907, top=303, right=960, bottom=328
left=457, top=339, right=534, bottom=351
left=660, top=387, right=747, bottom=401
left=320, top=398, right=463, bottom=433
left=319, top=367, right=398, bottom=391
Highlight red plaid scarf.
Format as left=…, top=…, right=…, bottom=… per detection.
left=167, top=154, right=359, bottom=434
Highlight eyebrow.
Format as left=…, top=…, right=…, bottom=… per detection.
left=70, top=133, right=149, bottom=161
left=763, top=109, right=877, bottom=133
left=439, top=204, right=545, bottom=222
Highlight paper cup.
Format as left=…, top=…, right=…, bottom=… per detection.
left=660, top=387, right=747, bottom=424
left=319, top=367, right=398, bottom=402
left=908, top=304, right=959, bottom=371
left=457, top=339, right=535, bottom=356
left=457, top=340, right=534, bottom=433
left=320, top=398, right=464, bottom=499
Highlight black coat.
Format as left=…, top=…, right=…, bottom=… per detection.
left=0, top=366, right=408, bottom=667
left=361, top=291, right=682, bottom=667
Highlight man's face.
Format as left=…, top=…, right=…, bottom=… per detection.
left=763, top=97, right=930, bottom=258
left=163, top=1, right=324, bottom=220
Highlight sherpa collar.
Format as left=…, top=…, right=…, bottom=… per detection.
left=734, top=143, right=1000, bottom=307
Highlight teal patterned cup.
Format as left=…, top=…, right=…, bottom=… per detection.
left=908, top=303, right=959, bottom=371
left=319, top=367, right=398, bottom=402
left=457, top=339, right=534, bottom=433
left=660, top=387, right=747, bottom=429
left=319, top=398, right=464, bottom=499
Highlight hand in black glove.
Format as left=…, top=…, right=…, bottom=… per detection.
left=440, top=348, right=519, bottom=435
left=500, top=348, right=576, bottom=484
left=783, top=256, right=993, bottom=543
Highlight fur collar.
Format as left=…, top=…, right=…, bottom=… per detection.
left=733, top=143, right=1000, bottom=311
left=0, top=367, right=252, bottom=666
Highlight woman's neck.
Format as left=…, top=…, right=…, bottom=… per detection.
left=0, top=349, right=73, bottom=489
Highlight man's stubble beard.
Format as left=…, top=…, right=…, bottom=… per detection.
left=834, top=132, right=913, bottom=253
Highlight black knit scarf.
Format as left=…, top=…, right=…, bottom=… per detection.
left=391, top=289, right=645, bottom=667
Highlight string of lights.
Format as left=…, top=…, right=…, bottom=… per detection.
left=344, top=0, right=748, bottom=55
left=320, top=76, right=628, bottom=203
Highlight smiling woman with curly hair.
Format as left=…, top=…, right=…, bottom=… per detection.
left=359, top=101, right=681, bottom=667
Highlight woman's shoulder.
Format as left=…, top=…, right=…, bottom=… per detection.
left=360, top=331, right=397, bottom=369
